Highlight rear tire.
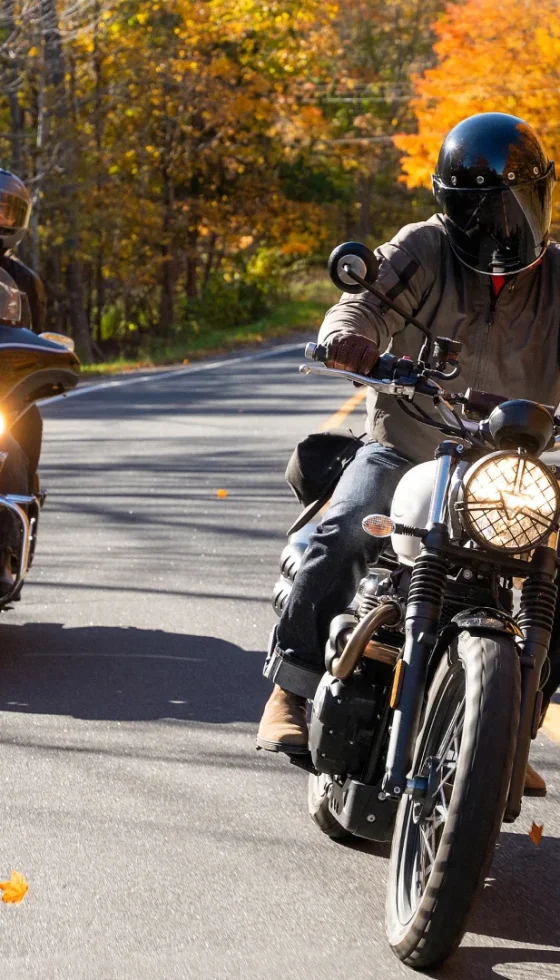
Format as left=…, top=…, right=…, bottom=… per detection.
left=308, top=772, right=353, bottom=841
left=386, top=630, right=520, bottom=969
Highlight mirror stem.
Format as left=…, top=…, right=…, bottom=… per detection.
left=342, top=266, right=431, bottom=340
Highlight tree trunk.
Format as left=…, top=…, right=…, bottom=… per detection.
left=29, top=66, right=45, bottom=273
left=185, top=224, right=198, bottom=300
left=93, top=2, right=105, bottom=344
left=202, top=232, right=217, bottom=292
left=158, top=153, right=174, bottom=335
left=159, top=246, right=174, bottom=335
left=95, top=248, right=105, bottom=342
left=2, top=0, right=23, bottom=175
left=40, top=0, right=93, bottom=362
left=66, top=255, right=92, bottom=361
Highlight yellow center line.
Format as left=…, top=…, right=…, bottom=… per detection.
left=543, top=703, right=560, bottom=744
left=318, top=386, right=367, bottom=432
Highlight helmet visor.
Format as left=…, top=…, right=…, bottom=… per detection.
left=436, top=169, right=554, bottom=274
left=0, top=191, right=30, bottom=235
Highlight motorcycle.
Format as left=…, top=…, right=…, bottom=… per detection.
left=0, top=268, right=80, bottom=607
left=272, top=241, right=560, bottom=968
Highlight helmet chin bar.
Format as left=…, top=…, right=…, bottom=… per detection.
left=446, top=234, right=549, bottom=277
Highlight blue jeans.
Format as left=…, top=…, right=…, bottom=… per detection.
left=264, top=442, right=413, bottom=698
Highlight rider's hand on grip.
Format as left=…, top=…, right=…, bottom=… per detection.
left=305, top=342, right=329, bottom=363
left=326, top=334, right=379, bottom=376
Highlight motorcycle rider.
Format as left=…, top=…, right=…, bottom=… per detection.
left=0, top=170, right=45, bottom=590
left=257, top=112, right=560, bottom=796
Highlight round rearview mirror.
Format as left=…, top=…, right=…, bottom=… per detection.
left=328, top=241, right=379, bottom=294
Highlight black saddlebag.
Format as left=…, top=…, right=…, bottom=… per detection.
left=285, top=429, right=364, bottom=534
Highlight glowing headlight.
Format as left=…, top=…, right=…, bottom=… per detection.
left=460, top=452, right=560, bottom=553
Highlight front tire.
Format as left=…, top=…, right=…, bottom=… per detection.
left=386, top=630, right=520, bottom=969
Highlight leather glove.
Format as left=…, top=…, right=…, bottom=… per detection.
left=326, top=334, right=379, bottom=377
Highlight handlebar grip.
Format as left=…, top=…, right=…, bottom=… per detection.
left=305, top=342, right=329, bottom=363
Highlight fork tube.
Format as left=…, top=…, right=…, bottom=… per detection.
left=427, top=453, right=454, bottom=527
left=383, top=450, right=455, bottom=797
left=505, top=535, right=558, bottom=822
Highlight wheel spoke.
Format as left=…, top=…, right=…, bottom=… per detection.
left=396, top=663, right=467, bottom=925
left=435, top=699, right=465, bottom=769
left=437, top=761, right=457, bottom=795
left=420, top=824, right=435, bottom=868
left=437, top=789, right=449, bottom=818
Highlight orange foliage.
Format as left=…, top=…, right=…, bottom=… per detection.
left=0, top=870, right=28, bottom=904
left=395, top=0, right=560, bottom=190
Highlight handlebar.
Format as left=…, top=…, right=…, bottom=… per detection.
left=305, top=342, right=326, bottom=362
left=304, top=342, right=441, bottom=399
left=302, top=342, right=560, bottom=450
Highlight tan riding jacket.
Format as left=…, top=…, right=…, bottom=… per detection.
left=318, top=214, right=560, bottom=463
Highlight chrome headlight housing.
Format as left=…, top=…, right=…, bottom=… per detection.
left=459, top=451, right=560, bottom=553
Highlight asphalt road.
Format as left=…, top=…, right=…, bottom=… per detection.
left=0, top=341, right=558, bottom=980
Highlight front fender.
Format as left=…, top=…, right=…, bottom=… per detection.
left=431, top=606, right=522, bottom=667
left=451, top=606, right=523, bottom=638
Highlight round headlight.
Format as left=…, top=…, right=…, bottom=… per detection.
left=460, top=451, right=560, bottom=553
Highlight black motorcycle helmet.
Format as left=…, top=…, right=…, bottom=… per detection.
left=432, top=113, right=556, bottom=275
left=0, top=169, right=30, bottom=252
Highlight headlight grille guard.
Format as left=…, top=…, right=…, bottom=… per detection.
left=456, top=451, right=560, bottom=555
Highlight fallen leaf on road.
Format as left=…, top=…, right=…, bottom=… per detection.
left=183, top=359, right=190, bottom=365
left=0, top=870, right=28, bottom=903
left=529, top=822, right=543, bottom=846
left=216, top=489, right=228, bottom=498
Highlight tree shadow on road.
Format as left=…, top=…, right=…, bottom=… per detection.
left=0, top=623, right=268, bottom=723
left=426, top=830, right=560, bottom=979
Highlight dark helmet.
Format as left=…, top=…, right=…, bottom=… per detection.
left=432, top=113, right=556, bottom=275
left=0, top=169, right=31, bottom=251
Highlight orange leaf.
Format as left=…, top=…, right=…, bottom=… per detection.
left=529, top=822, right=544, bottom=846
left=0, top=870, right=28, bottom=903
left=216, top=489, right=228, bottom=498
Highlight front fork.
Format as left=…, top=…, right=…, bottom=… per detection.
left=383, top=450, right=454, bottom=797
left=504, top=539, right=557, bottom=821
left=0, top=493, right=39, bottom=605
left=381, top=446, right=558, bottom=810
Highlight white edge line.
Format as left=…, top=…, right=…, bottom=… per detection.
left=40, top=340, right=307, bottom=405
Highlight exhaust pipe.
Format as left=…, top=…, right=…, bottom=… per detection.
left=330, top=601, right=402, bottom=680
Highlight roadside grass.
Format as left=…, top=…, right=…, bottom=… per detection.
left=82, top=277, right=338, bottom=377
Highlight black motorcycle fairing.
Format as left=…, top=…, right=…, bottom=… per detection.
left=0, top=326, right=80, bottom=421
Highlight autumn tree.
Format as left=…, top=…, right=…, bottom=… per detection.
left=394, top=0, right=560, bottom=198
left=0, top=0, right=456, bottom=361
left=300, top=0, right=446, bottom=244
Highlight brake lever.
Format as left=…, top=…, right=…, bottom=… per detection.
left=299, top=363, right=418, bottom=398
left=424, top=364, right=461, bottom=382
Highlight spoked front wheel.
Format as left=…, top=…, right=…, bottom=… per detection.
left=386, top=631, right=520, bottom=969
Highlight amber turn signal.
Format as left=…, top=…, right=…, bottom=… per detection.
left=362, top=514, right=395, bottom=538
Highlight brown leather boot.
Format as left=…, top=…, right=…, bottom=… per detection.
left=256, top=685, right=308, bottom=754
left=524, top=762, right=547, bottom=797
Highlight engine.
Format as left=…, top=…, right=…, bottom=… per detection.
left=309, top=576, right=400, bottom=777
left=309, top=670, right=384, bottom=776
